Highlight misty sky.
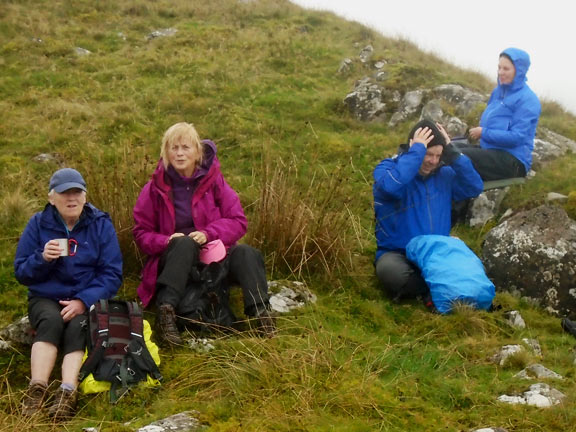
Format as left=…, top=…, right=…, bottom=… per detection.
left=291, top=0, right=576, bottom=115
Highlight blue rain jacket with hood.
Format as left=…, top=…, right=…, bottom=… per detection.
left=373, top=142, right=483, bottom=262
left=479, top=47, right=541, bottom=173
left=14, top=203, right=123, bottom=308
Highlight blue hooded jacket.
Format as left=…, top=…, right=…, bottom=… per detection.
left=373, top=143, right=483, bottom=261
left=14, top=203, right=123, bottom=308
left=479, top=47, right=541, bottom=173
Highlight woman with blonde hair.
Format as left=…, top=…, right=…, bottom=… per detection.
left=133, top=122, right=275, bottom=344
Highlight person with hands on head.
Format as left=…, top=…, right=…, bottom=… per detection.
left=14, top=168, right=122, bottom=421
left=458, top=47, right=541, bottom=180
left=133, top=122, right=275, bottom=346
left=373, top=119, right=483, bottom=306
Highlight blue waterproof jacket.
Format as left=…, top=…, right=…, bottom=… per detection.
left=14, top=203, right=123, bottom=308
left=479, top=47, right=541, bottom=173
left=373, top=143, right=483, bottom=261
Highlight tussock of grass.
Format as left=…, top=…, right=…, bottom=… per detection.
left=435, top=304, right=499, bottom=338
left=246, top=155, right=359, bottom=278
left=501, top=350, right=532, bottom=370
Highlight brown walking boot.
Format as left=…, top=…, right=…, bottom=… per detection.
left=22, top=381, right=48, bottom=416
left=156, top=304, right=183, bottom=345
left=47, top=387, right=78, bottom=421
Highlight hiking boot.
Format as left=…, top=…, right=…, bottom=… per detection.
left=157, top=304, right=182, bottom=345
left=255, top=309, right=277, bottom=338
left=47, top=387, right=77, bottom=421
left=22, top=381, right=48, bottom=416
left=561, top=318, right=576, bottom=339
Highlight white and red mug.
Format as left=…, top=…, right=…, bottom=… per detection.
left=55, top=238, right=78, bottom=257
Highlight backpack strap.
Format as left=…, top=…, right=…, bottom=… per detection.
left=126, top=338, right=163, bottom=381
left=125, top=302, right=163, bottom=381
left=109, top=356, right=133, bottom=404
left=79, top=299, right=111, bottom=382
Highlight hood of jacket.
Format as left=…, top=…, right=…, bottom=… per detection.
left=499, top=47, right=531, bottom=92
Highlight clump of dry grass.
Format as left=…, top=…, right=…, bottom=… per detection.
left=245, top=156, right=360, bottom=279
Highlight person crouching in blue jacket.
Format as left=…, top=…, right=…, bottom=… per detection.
left=462, top=47, right=541, bottom=180
left=373, top=120, right=483, bottom=306
left=14, top=168, right=123, bottom=421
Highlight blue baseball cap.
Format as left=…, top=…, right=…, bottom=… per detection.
left=49, top=168, right=87, bottom=193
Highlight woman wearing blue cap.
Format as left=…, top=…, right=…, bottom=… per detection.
left=14, top=168, right=123, bottom=421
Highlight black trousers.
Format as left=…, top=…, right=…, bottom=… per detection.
left=156, top=236, right=269, bottom=316
left=375, top=251, right=429, bottom=301
left=455, top=142, right=526, bottom=181
left=28, top=296, right=87, bottom=354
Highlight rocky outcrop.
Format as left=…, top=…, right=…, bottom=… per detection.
left=482, top=205, right=576, bottom=317
left=358, top=44, right=373, bottom=64
left=497, top=383, right=565, bottom=407
left=388, top=89, right=428, bottom=126
left=533, top=128, right=576, bottom=167
left=514, top=364, right=563, bottom=380
left=432, top=84, right=487, bottom=116
left=269, top=280, right=317, bottom=313
left=343, top=77, right=488, bottom=130
left=504, top=310, right=526, bottom=329
left=467, top=188, right=509, bottom=227
left=338, top=58, right=353, bottom=74
left=0, top=315, right=34, bottom=347
left=344, top=77, right=387, bottom=122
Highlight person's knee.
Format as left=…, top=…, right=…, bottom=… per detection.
left=376, top=255, right=405, bottom=285
left=35, top=316, right=65, bottom=345
left=230, top=244, right=263, bottom=264
left=375, top=253, right=412, bottom=297
left=171, top=235, right=200, bottom=251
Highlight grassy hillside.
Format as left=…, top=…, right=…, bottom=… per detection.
left=1, top=0, right=575, bottom=430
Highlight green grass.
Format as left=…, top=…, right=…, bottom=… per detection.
left=1, top=0, right=576, bottom=430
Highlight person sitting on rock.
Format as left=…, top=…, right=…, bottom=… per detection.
left=373, top=120, right=483, bottom=305
left=133, top=122, right=276, bottom=345
left=458, top=47, right=541, bottom=181
left=14, top=168, right=123, bottom=421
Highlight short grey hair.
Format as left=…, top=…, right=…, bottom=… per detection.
left=48, top=188, right=87, bottom=197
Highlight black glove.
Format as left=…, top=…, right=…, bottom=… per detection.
left=441, top=143, right=461, bottom=165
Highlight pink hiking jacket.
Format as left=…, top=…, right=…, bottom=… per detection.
left=133, top=141, right=247, bottom=307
